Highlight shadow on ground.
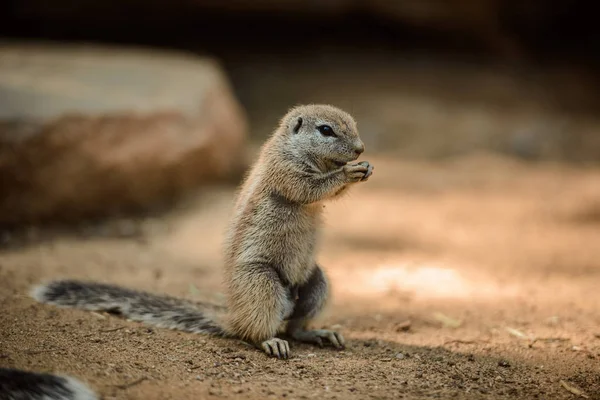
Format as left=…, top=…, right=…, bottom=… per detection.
left=1, top=154, right=599, bottom=399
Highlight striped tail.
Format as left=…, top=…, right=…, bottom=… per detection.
left=31, top=280, right=227, bottom=336
left=0, top=368, right=97, bottom=400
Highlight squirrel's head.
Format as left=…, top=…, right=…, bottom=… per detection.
left=278, top=104, right=365, bottom=169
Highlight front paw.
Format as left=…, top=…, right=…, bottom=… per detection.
left=357, top=161, right=374, bottom=181
left=343, top=161, right=374, bottom=182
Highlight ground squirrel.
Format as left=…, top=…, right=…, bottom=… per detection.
left=30, top=104, right=373, bottom=361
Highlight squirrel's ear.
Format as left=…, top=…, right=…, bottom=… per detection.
left=292, top=117, right=303, bottom=134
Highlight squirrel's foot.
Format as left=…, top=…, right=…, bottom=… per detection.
left=290, top=329, right=345, bottom=349
left=260, top=338, right=290, bottom=359
left=344, top=161, right=374, bottom=182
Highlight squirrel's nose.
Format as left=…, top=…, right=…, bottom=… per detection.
left=354, top=142, right=365, bottom=156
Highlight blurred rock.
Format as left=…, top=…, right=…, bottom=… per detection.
left=0, top=42, right=248, bottom=226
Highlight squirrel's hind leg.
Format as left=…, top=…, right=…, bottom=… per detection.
left=226, top=263, right=293, bottom=359
left=285, top=265, right=345, bottom=349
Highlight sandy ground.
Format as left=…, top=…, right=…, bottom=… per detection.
left=1, top=153, right=599, bottom=399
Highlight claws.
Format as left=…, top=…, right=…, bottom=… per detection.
left=261, top=338, right=290, bottom=359
left=326, top=331, right=342, bottom=348
left=291, top=329, right=345, bottom=350
left=359, top=161, right=374, bottom=181
left=344, top=161, right=374, bottom=182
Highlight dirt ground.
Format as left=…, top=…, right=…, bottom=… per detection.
left=1, top=153, right=599, bottom=399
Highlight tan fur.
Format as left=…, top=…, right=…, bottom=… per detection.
left=221, top=104, right=370, bottom=344
left=31, top=104, right=372, bottom=358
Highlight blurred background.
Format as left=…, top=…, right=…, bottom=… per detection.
left=1, top=2, right=600, bottom=399
left=1, top=0, right=599, bottom=228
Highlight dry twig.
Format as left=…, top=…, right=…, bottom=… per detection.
left=114, top=377, right=148, bottom=390
left=505, top=327, right=531, bottom=340
left=560, top=380, right=589, bottom=399
left=443, top=339, right=485, bottom=346
left=433, top=313, right=461, bottom=328
left=100, top=326, right=125, bottom=333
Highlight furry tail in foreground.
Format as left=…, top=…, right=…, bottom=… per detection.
left=31, top=280, right=228, bottom=336
left=0, top=368, right=97, bottom=400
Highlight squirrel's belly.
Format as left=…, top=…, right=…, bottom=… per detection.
left=235, top=220, right=316, bottom=285
left=280, top=251, right=315, bottom=285
left=233, top=201, right=321, bottom=285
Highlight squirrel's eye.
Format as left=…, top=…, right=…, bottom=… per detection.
left=317, top=125, right=336, bottom=137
